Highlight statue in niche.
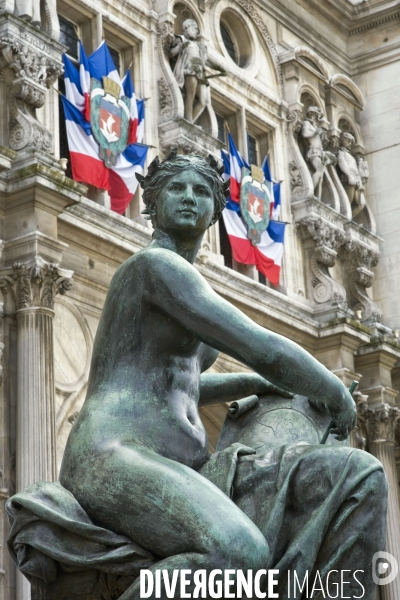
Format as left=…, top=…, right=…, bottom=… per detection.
left=6, top=152, right=386, bottom=600
left=14, top=0, right=59, bottom=39
left=337, top=132, right=367, bottom=217
left=300, top=106, right=336, bottom=198
left=169, top=19, right=226, bottom=124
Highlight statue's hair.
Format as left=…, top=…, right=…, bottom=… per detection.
left=136, top=149, right=229, bottom=227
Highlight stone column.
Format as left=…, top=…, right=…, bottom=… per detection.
left=0, top=260, right=73, bottom=490
left=365, top=404, right=400, bottom=600
left=0, top=260, right=72, bottom=600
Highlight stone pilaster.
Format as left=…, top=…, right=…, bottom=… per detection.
left=364, top=404, right=400, bottom=600
left=0, top=259, right=73, bottom=488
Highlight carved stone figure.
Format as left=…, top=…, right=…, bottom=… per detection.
left=300, top=106, right=336, bottom=198
left=169, top=19, right=226, bottom=123
left=14, top=0, right=59, bottom=41
left=6, top=152, right=387, bottom=600
left=337, top=132, right=366, bottom=217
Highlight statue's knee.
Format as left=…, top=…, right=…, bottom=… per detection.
left=218, top=522, right=269, bottom=570
left=351, top=450, right=388, bottom=502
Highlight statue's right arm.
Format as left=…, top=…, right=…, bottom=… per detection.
left=169, top=37, right=182, bottom=58
left=144, top=249, right=356, bottom=438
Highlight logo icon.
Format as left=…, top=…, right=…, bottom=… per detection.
left=372, top=551, right=399, bottom=585
left=240, top=165, right=271, bottom=245
left=90, top=76, right=130, bottom=168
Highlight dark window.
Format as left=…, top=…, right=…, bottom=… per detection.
left=59, top=15, right=78, bottom=59
left=108, top=47, right=121, bottom=75
left=216, top=113, right=226, bottom=144
left=220, top=23, right=237, bottom=64
left=219, top=217, right=233, bottom=270
left=258, top=271, right=266, bottom=286
left=58, top=77, right=72, bottom=179
left=247, top=133, right=258, bottom=166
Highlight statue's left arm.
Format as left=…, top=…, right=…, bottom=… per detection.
left=144, top=249, right=356, bottom=439
left=199, top=372, right=292, bottom=406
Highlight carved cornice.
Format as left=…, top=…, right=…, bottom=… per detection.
left=0, top=259, right=73, bottom=311
left=349, top=10, right=400, bottom=35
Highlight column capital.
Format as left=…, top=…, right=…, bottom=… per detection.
left=362, top=403, right=400, bottom=446
left=0, top=258, right=73, bottom=312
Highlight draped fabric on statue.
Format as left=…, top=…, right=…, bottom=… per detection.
left=7, top=443, right=386, bottom=599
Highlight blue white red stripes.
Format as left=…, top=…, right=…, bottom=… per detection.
left=79, top=41, right=91, bottom=121
left=122, top=70, right=139, bottom=144
left=61, top=94, right=148, bottom=215
left=88, top=41, right=121, bottom=86
left=221, top=135, right=285, bottom=285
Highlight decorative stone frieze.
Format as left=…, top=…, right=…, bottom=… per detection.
left=339, top=239, right=382, bottom=324
left=297, top=215, right=346, bottom=306
left=0, top=259, right=73, bottom=312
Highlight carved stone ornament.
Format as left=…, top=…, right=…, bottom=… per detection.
left=287, top=109, right=314, bottom=202
left=351, top=391, right=369, bottom=451
left=156, top=20, right=183, bottom=125
left=340, top=240, right=382, bottom=323
left=0, top=259, right=73, bottom=311
left=298, top=216, right=346, bottom=305
left=364, top=404, right=400, bottom=445
left=158, top=77, right=173, bottom=121
left=0, top=36, right=62, bottom=151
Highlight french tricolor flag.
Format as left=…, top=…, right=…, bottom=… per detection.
left=262, top=155, right=281, bottom=220
left=61, top=95, right=148, bottom=215
left=136, top=99, right=145, bottom=144
left=88, top=41, right=121, bottom=86
left=79, top=41, right=91, bottom=121
left=221, top=136, right=286, bottom=285
left=122, top=70, right=139, bottom=145
left=228, top=133, right=248, bottom=202
left=63, top=53, right=85, bottom=113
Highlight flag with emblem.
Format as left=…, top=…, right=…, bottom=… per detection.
left=221, top=135, right=286, bottom=285
left=61, top=41, right=148, bottom=214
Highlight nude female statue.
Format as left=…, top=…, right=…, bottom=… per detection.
left=59, top=151, right=386, bottom=600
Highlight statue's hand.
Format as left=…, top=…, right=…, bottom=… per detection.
left=311, top=384, right=357, bottom=440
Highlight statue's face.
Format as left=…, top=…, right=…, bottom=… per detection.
left=184, top=22, right=199, bottom=39
left=341, top=136, right=353, bottom=149
left=155, top=169, right=214, bottom=236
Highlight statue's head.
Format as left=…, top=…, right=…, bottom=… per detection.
left=340, top=131, right=355, bottom=148
left=136, top=149, right=228, bottom=232
left=182, top=19, right=199, bottom=39
left=306, top=106, right=322, bottom=121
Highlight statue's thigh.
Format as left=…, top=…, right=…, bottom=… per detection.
left=79, top=443, right=261, bottom=559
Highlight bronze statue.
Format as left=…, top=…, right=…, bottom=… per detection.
left=7, top=151, right=387, bottom=600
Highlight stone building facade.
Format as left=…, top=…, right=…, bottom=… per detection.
left=0, top=0, right=399, bottom=599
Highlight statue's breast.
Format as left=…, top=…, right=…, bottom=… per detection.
left=216, top=394, right=348, bottom=455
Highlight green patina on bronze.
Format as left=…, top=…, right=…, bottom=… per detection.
left=7, top=150, right=387, bottom=600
